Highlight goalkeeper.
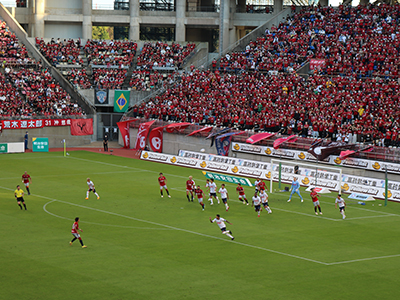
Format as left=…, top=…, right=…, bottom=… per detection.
left=287, top=177, right=304, bottom=203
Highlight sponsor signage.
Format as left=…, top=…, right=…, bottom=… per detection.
left=0, top=143, right=7, bottom=153
left=202, top=171, right=253, bottom=187
left=348, top=193, right=375, bottom=201
left=32, top=137, right=49, bottom=152
left=141, top=150, right=400, bottom=202
left=232, top=142, right=400, bottom=175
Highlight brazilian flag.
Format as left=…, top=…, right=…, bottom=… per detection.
left=114, top=90, right=130, bottom=112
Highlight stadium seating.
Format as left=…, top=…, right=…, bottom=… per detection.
left=84, top=40, right=137, bottom=67
left=92, top=68, right=127, bottom=90
left=64, top=68, right=92, bottom=89
left=35, top=38, right=83, bottom=66
left=129, top=70, right=166, bottom=91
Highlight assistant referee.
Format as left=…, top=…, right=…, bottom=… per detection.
left=14, top=185, right=27, bottom=210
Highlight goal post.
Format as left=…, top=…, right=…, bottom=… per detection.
left=269, top=159, right=342, bottom=194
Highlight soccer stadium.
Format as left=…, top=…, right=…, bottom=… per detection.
left=1, top=0, right=400, bottom=299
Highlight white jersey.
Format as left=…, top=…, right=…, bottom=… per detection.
left=335, top=197, right=345, bottom=207
left=260, top=191, right=268, bottom=203
left=212, top=217, right=228, bottom=229
left=218, top=188, right=228, bottom=199
left=254, top=180, right=261, bottom=189
left=252, top=195, right=261, bottom=206
left=207, top=182, right=217, bottom=193
left=87, top=180, right=95, bottom=189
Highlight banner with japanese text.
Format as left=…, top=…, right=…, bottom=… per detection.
left=1, top=119, right=72, bottom=130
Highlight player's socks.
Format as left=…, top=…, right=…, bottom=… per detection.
left=201, top=203, right=205, bottom=209
left=23, top=203, right=27, bottom=210
left=86, top=191, right=89, bottom=198
left=267, top=207, right=272, bottom=213
left=245, top=199, right=249, bottom=204
left=166, top=190, right=170, bottom=196
left=71, top=237, right=77, bottom=243
left=187, top=195, right=190, bottom=202
left=79, top=239, right=84, bottom=246
left=314, top=207, right=317, bottom=213
left=318, top=206, right=322, bottom=212
left=224, top=232, right=234, bottom=239
left=18, top=204, right=22, bottom=210
left=160, top=191, right=163, bottom=196
left=27, top=187, right=30, bottom=195
left=216, top=197, right=220, bottom=204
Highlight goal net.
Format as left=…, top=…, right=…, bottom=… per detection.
left=269, top=159, right=342, bottom=194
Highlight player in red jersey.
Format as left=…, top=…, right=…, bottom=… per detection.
left=257, top=179, right=266, bottom=193
left=194, top=185, right=205, bottom=211
left=310, top=188, right=322, bottom=215
left=22, top=171, right=31, bottom=195
left=186, top=176, right=195, bottom=202
left=158, top=173, right=171, bottom=198
left=69, top=217, right=87, bottom=248
left=236, top=183, right=249, bottom=205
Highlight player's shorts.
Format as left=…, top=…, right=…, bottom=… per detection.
left=186, top=188, right=193, bottom=192
left=24, top=182, right=29, bottom=187
left=198, top=197, right=203, bottom=203
left=238, top=194, right=246, bottom=199
left=72, top=233, right=80, bottom=239
left=262, top=202, right=269, bottom=207
left=222, top=198, right=227, bottom=204
left=88, top=188, right=96, bottom=193
left=16, top=197, right=24, bottom=202
left=339, top=206, right=345, bottom=212
left=254, top=204, right=261, bottom=211
left=209, top=192, right=217, bottom=197
left=160, top=185, right=168, bottom=190
left=220, top=227, right=227, bottom=232
left=313, top=200, right=320, bottom=206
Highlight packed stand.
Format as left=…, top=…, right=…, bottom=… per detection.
left=0, top=21, right=35, bottom=67
left=129, top=70, right=165, bottom=91
left=65, top=68, right=92, bottom=89
left=0, top=72, right=32, bottom=117
left=6, top=67, right=83, bottom=116
left=136, top=42, right=196, bottom=69
left=92, top=69, right=127, bottom=90
left=35, top=38, right=83, bottom=66
left=84, top=40, right=137, bottom=67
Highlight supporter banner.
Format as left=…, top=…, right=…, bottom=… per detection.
left=215, top=135, right=231, bottom=156
left=202, top=171, right=253, bottom=187
left=231, top=142, right=400, bottom=175
left=1, top=119, right=72, bottom=130
left=310, top=59, right=326, bottom=70
left=70, top=119, right=94, bottom=136
left=117, top=120, right=133, bottom=148
left=246, top=132, right=275, bottom=144
left=149, top=126, right=164, bottom=153
left=32, top=137, right=49, bottom=152
left=114, top=90, right=130, bottom=112
left=94, top=88, right=109, bottom=105
left=134, top=120, right=155, bottom=150
left=187, top=126, right=213, bottom=136
left=142, top=150, right=400, bottom=202
left=273, top=135, right=297, bottom=149
left=165, top=122, right=191, bottom=133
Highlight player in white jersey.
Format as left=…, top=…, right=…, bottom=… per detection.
left=254, top=179, right=261, bottom=194
left=206, top=178, right=220, bottom=205
left=335, top=194, right=346, bottom=219
left=252, top=192, right=262, bottom=217
left=218, top=184, right=230, bottom=211
left=209, top=214, right=234, bottom=240
left=86, top=178, right=100, bottom=200
left=260, top=190, right=272, bottom=214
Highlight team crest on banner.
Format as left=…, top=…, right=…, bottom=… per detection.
left=95, top=89, right=108, bottom=105
left=114, top=90, right=130, bottom=112
left=215, top=136, right=232, bottom=156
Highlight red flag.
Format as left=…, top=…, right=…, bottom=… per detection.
left=273, top=135, right=297, bottom=149
left=165, top=122, right=191, bottom=133
left=187, top=126, right=213, bottom=136
left=246, top=132, right=276, bottom=144
left=339, top=150, right=355, bottom=160
left=134, top=120, right=155, bottom=150
left=149, top=126, right=165, bottom=153
left=117, top=120, right=134, bottom=148
left=70, top=119, right=93, bottom=136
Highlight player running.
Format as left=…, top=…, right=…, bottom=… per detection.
left=310, top=188, right=322, bottom=215
left=254, top=179, right=261, bottom=194
left=69, top=217, right=87, bottom=248
left=186, top=176, right=195, bottom=202
left=257, top=179, right=266, bottom=193
left=287, top=177, right=303, bottom=203
left=218, top=184, right=230, bottom=211
left=86, top=178, right=100, bottom=200
left=158, top=173, right=171, bottom=198
left=252, top=192, right=262, bottom=217
left=194, top=185, right=205, bottom=211
left=209, top=214, right=234, bottom=240
left=260, top=190, right=272, bottom=214
left=335, top=194, right=346, bottom=219
left=236, top=183, right=249, bottom=205
left=206, top=178, right=220, bottom=205
left=22, top=171, right=32, bottom=195
left=14, top=185, right=27, bottom=210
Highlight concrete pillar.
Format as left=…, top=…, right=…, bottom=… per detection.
left=274, top=0, right=283, bottom=14
left=359, top=0, right=369, bottom=5
left=129, top=0, right=140, bottom=40
left=175, top=0, right=186, bottom=42
left=319, top=0, right=329, bottom=6
left=34, top=0, right=45, bottom=38
left=219, top=0, right=230, bottom=54
left=82, top=0, right=92, bottom=40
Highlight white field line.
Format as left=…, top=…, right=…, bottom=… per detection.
left=327, top=254, right=400, bottom=265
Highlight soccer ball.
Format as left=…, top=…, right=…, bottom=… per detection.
left=200, top=148, right=205, bottom=153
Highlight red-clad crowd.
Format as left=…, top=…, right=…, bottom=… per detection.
left=0, top=72, right=32, bottom=117
left=35, top=38, right=83, bottom=66
left=136, top=42, right=196, bottom=69
left=129, top=70, right=167, bottom=91
left=92, top=68, right=127, bottom=90
left=84, top=40, right=137, bottom=67
left=65, top=68, right=92, bottom=89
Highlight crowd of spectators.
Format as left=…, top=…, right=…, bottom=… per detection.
left=0, top=72, right=32, bottom=117
left=92, top=68, right=127, bottom=90
left=65, top=68, right=92, bottom=89
left=129, top=70, right=166, bottom=91
left=136, top=42, right=196, bottom=69
left=84, top=40, right=137, bottom=67
left=35, top=38, right=83, bottom=66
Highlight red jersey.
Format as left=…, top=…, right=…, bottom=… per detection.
left=195, top=188, right=204, bottom=198
left=258, top=181, right=266, bottom=191
left=158, top=176, right=166, bottom=186
left=186, top=180, right=195, bottom=191
left=310, top=191, right=319, bottom=202
left=236, top=186, right=245, bottom=195
left=71, top=221, right=80, bottom=234
left=22, top=174, right=31, bottom=183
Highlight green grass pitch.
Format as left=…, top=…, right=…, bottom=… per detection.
left=1, top=150, right=400, bottom=300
